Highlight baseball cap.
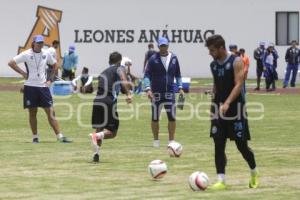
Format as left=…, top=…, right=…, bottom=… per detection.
left=259, top=41, right=265, bottom=46
left=69, top=45, right=76, bottom=52
left=158, top=37, right=169, bottom=46
left=33, top=35, right=44, bottom=43
left=268, top=42, right=275, bottom=48
left=229, top=44, right=237, bottom=49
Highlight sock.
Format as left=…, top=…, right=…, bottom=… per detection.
left=250, top=167, right=257, bottom=175
left=32, top=134, right=38, bottom=139
left=95, top=147, right=99, bottom=155
left=57, top=133, right=64, bottom=139
left=96, top=131, right=105, bottom=140
left=168, top=140, right=175, bottom=144
left=217, top=174, right=225, bottom=183
left=153, top=140, right=160, bottom=147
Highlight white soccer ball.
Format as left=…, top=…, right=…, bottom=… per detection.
left=167, top=141, right=183, bottom=157
left=188, top=171, right=209, bottom=191
left=148, top=160, right=167, bottom=179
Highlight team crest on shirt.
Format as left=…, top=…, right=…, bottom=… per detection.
left=30, top=56, right=34, bottom=60
left=213, top=65, right=217, bottom=71
left=212, top=126, right=217, bottom=134
left=225, top=63, right=231, bottom=70
left=42, top=55, right=46, bottom=59
left=26, top=100, right=31, bottom=106
left=172, top=59, right=176, bottom=65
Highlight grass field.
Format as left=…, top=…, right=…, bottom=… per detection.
left=0, top=79, right=300, bottom=200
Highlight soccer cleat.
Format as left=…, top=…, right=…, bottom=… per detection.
left=249, top=171, right=259, bottom=188
left=209, top=181, right=226, bottom=190
left=58, top=136, right=72, bottom=143
left=93, top=153, right=100, bottom=163
left=32, top=138, right=39, bottom=143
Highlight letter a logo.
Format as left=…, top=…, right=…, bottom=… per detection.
left=18, top=6, right=62, bottom=59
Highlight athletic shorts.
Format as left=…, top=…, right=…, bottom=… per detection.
left=210, top=118, right=250, bottom=141
left=151, top=93, right=176, bottom=122
left=92, top=96, right=119, bottom=133
left=23, top=85, right=53, bottom=109
left=210, top=102, right=250, bottom=141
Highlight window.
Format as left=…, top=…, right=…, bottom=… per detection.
left=276, top=12, right=299, bottom=45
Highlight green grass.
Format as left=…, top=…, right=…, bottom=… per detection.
left=0, top=82, right=300, bottom=199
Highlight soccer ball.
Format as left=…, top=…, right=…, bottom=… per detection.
left=148, top=160, right=167, bottom=179
left=188, top=171, right=209, bottom=191
left=167, top=141, right=183, bottom=157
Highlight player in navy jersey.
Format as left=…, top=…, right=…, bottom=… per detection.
left=205, top=35, right=258, bottom=190
left=89, top=51, right=133, bottom=162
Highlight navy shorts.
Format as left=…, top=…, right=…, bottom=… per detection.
left=151, top=93, right=176, bottom=122
left=92, top=96, right=119, bottom=134
left=23, top=86, right=53, bottom=109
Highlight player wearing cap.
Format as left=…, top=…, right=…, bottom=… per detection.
left=229, top=44, right=239, bottom=56
left=8, top=35, right=72, bottom=143
left=62, top=45, right=78, bottom=80
left=144, top=37, right=184, bottom=148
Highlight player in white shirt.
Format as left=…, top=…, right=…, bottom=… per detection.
left=8, top=35, right=72, bottom=143
left=72, top=67, right=94, bottom=93
left=47, top=40, right=60, bottom=81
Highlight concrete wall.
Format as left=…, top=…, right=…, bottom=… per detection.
left=0, top=0, right=299, bottom=78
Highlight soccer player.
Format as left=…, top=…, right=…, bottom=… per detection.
left=144, top=37, right=184, bottom=148
left=205, top=35, right=258, bottom=190
left=8, top=35, right=72, bottom=143
left=89, top=52, right=133, bottom=162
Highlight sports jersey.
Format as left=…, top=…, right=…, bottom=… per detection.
left=13, top=49, right=56, bottom=87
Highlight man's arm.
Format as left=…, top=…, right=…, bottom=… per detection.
left=174, top=58, right=184, bottom=95
left=84, top=75, right=93, bottom=87
left=8, top=60, right=28, bottom=79
left=143, top=53, right=148, bottom=72
left=220, top=58, right=244, bottom=114
left=285, top=48, right=289, bottom=62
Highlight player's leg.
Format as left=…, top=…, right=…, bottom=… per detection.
left=283, top=64, right=292, bottom=87
left=235, top=139, right=258, bottom=188
left=40, top=87, right=71, bottom=142
left=290, top=64, right=298, bottom=87
left=24, top=86, right=40, bottom=143
left=210, top=137, right=227, bottom=190
left=151, top=100, right=163, bottom=147
left=255, top=64, right=262, bottom=90
left=90, top=99, right=119, bottom=162
left=43, top=107, right=72, bottom=143
left=61, top=69, right=67, bottom=80
left=164, top=100, right=176, bottom=143
left=28, top=108, right=38, bottom=143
